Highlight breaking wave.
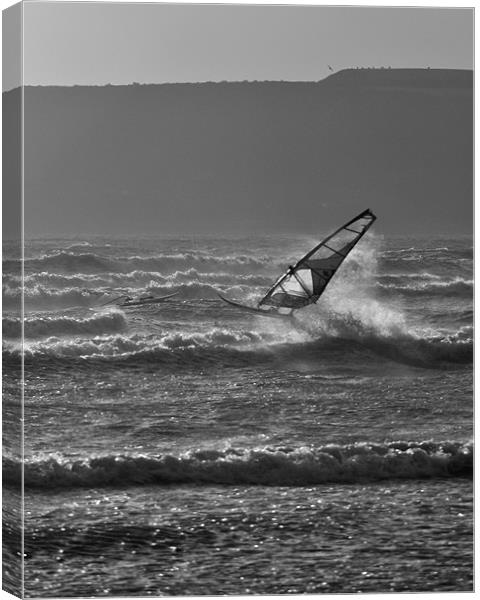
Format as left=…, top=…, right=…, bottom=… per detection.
left=4, top=440, right=472, bottom=490
left=14, top=251, right=276, bottom=276
left=3, top=282, right=255, bottom=310
left=3, top=310, right=127, bottom=339
left=6, top=324, right=472, bottom=370
left=377, top=277, right=472, bottom=298
left=12, top=269, right=270, bottom=290
left=2, top=285, right=105, bottom=310
left=380, top=254, right=472, bottom=277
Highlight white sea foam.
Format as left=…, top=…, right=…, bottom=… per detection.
left=6, top=440, right=472, bottom=490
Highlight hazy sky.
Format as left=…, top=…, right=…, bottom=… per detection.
left=13, top=2, right=474, bottom=90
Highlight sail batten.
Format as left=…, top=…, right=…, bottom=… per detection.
left=258, top=208, right=376, bottom=311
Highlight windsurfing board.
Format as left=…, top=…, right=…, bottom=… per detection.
left=217, top=293, right=293, bottom=319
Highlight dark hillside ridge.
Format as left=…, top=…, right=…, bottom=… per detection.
left=324, top=68, right=472, bottom=89
left=9, top=68, right=473, bottom=235
left=17, top=67, right=473, bottom=90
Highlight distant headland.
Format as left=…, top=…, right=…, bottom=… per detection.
left=3, top=68, right=473, bottom=236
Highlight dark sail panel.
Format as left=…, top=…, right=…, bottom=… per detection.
left=258, top=209, right=376, bottom=310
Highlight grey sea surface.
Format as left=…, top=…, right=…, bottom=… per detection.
left=2, top=233, right=473, bottom=596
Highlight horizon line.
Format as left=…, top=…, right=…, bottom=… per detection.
left=3, top=66, right=473, bottom=93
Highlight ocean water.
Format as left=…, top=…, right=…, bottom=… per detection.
left=2, top=232, right=473, bottom=596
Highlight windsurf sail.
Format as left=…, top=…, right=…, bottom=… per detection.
left=218, top=208, right=376, bottom=317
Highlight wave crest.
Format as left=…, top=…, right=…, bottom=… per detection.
left=18, top=251, right=274, bottom=276
left=3, top=310, right=127, bottom=339
left=3, top=284, right=103, bottom=310
left=5, top=440, right=472, bottom=490
left=377, top=277, right=472, bottom=298
left=5, top=321, right=472, bottom=369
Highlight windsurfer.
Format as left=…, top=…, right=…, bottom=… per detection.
left=216, top=208, right=376, bottom=318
